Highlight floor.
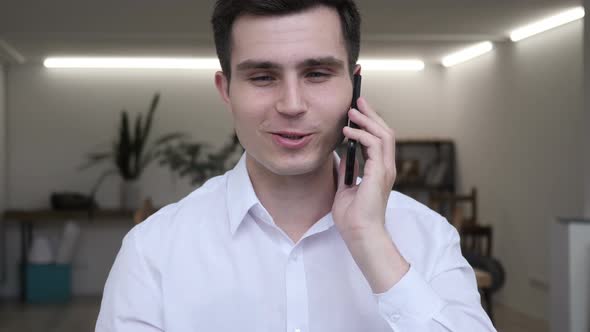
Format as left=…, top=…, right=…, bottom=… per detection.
left=0, top=297, right=548, bottom=332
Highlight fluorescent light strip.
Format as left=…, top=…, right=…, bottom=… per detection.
left=44, top=57, right=221, bottom=69
left=441, top=41, right=493, bottom=67
left=358, top=59, right=425, bottom=71
left=44, top=57, right=426, bottom=71
left=510, top=7, right=585, bottom=42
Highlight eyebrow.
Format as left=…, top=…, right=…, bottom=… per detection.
left=299, top=57, right=345, bottom=69
left=235, top=56, right=345, bottom=72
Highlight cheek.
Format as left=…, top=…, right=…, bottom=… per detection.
left=229, top=87, right=270, bottom=125
left=307, top=79, right=352, bottom=109
left=309, top=90, right=351, bottom=127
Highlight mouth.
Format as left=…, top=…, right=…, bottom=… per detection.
left=272, top=132, right=311, bottom=140
left=270, top=131, right=313, bottom=149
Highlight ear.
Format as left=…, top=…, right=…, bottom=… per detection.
left=215, top=71, right=231, bottom=105
left=353, top=64, right=361, bottom=75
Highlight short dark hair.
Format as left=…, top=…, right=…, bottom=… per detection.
left=211, top=0, right=361, bottom=80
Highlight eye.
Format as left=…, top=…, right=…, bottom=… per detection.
left=306, top=71, right=331, bottom=82
left=250, top=75, right=274, bottom=81
left=249, top=75, right=276, bottom=86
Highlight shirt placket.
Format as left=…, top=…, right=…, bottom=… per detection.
left=250, top=205, right=312, bottom=332
left=284, top=244, right=309, bottom=332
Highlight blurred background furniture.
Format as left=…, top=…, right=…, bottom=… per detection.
left=429, top=188, right=505, bottom=321
left=395, top=139, right=456, bottom=204
left=550, top=218, right=590, bottom=332
left=2, top=209, right=134, bottom=302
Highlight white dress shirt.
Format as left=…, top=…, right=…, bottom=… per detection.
left=96, top=152, right=496, bottom=331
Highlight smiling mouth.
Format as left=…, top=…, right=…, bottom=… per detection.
left=277, top=134, right=306, bottom=140
left=270, top=132, right=313, bottom=149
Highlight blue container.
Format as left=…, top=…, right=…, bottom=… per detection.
left=25, top=263, right=72, bottom=304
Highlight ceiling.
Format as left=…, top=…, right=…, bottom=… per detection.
left=0, top=0, right=582, bottom=64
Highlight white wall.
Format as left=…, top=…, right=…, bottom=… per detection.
left=584, top=2, right=590, bottom=218
left=1, top=67, right=236, bottom=296
left=0, top=63, right=6, bottom=282
left=444, top=21, right=584, bottom=320
left=7, top=67, right=235, bottom=210
left=0, top=21, right=584, bottom=320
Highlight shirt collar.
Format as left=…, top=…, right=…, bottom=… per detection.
left=226, top=152, right=260, bottom=235
left=226, top=151, right=342, bottom=236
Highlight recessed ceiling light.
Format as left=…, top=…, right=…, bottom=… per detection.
left=510, top=7, right=585, bottom=42
left=441, top=42, right=494, bottom=68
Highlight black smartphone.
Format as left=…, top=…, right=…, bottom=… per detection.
left=345, top=72, right=362, bottom=186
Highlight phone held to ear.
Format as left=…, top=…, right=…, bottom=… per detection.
left=345, top=72, right=362, bottom=186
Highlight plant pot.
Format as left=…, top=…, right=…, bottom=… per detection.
left=120, top=179, right=140, bottom=211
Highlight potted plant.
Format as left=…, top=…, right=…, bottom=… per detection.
left=157, top=133, right=243, bottom=186
left=80, top=93, right=186, bottom=210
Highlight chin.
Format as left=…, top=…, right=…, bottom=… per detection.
left=250, top=150, right=327, bottom=177
left=267, top=156, right=319, bottom=176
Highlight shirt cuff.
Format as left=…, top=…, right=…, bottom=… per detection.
left=374, top=265, right=446, bottom=326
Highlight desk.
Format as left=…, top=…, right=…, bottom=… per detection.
left=2, top=209, right=134, bottom=302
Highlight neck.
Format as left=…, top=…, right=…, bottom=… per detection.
left=246, top=153, right=338, bottom=242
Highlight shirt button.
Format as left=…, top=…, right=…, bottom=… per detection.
left=390, top=312, right=401, bottom=322
left=294, top=329, right=301, bottom=332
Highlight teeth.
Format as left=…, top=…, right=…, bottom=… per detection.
left=280, top=134, right=303, bottom=139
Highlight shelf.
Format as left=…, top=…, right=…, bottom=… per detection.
left=2, top=209, right=135, bottom=223
left=395, top=139, right=456, bottom=197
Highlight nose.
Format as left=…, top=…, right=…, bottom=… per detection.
left=275, top=77, right=307, bottom=117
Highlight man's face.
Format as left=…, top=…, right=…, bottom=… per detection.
left=216, top=6, right=354, bottom=176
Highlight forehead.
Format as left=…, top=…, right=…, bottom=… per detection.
left=230, top=6, right=347, bottom=67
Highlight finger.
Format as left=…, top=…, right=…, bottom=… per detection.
left=355, top=97, right=396, bottom=167
left=361, top=143, right=369, bottom=162
left=348, top=108, right=395, bottom=169
left=342, top=126, right=383, bottom=164
left=348, top=108, right=391, bottom=143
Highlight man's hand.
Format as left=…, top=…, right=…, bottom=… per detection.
left=332, top=97, right=409, bottom=293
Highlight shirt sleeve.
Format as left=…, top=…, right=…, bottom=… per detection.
left=95, top=228, right=164, bottom=332
left=374, top=224, right=497, bottom=331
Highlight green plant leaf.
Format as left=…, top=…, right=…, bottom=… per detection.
left=141, top=92, right=160, bottom=145
left=77, top=152, right=112, bottom=170
left=152, top=132, right=188, bottom=146
left=133, top=113, right=144, bottom=176
left=140, top=133, right=186, bottom=165
left=116, top=110, right=133, bottom=179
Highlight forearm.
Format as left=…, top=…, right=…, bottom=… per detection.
left=342, top=222, right=496, bottom=331
left=341, top=224, right=409, bottom=293
left=374, top=265, right=497, bottom=331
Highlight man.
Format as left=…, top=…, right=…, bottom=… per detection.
left=96, top=0, right=496, bottom=331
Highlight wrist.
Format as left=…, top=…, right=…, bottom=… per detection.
left=341, top=223, right=409, bottom=293
left=339, top=221, right=387, bottom=244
